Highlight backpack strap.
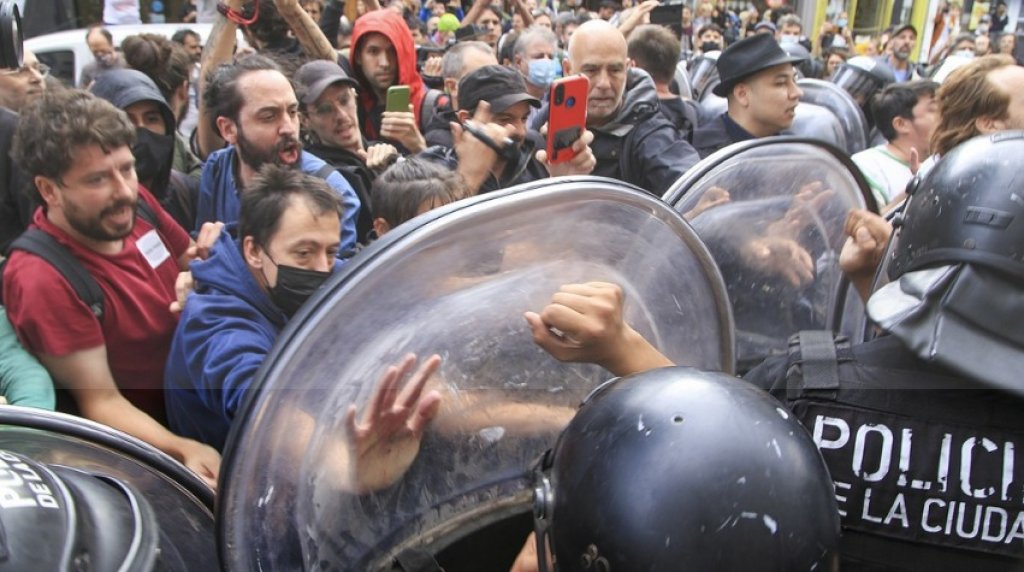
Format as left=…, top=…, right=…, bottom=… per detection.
left=419, top=89, right=447, bottom=134
left=136, top=197, right=159, bottom=229
left=5, top=229, right=105, bottom=319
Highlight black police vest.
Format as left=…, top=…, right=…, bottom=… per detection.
left=781, top=332, right=1024, bottom=571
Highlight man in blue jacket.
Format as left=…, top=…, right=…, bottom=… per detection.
left=165, top=165, right=343, bottom=451
left=197, top=54, right=361, bottom=255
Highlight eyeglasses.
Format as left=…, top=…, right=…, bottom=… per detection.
left=0, top=62, right=50, bottom=77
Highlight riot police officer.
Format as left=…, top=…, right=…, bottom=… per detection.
left=529, top=367, right=841, bottom=572
left=528, top=132, right=1024, bottom=570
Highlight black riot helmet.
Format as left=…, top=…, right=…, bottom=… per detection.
left=0, top=449, right=161, bottom=571
left=889, top=131, right=1024, bottom=281
left=830, top=55, right=895, bottom=108
left=532, top=367, right=840, bottom=572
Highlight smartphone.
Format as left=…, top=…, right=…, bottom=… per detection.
left=386, top=85, right=411, bottom=113
left=547, top=75, right=589, bottom=164
left=650, top=4, right=684, bottom=39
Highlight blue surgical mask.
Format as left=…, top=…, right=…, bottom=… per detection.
left=836, top=18, right=847, bottom=29
left=526, top=58, right=561, bottom=89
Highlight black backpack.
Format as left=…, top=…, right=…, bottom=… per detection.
left=1, top=201, right=161, bottom=320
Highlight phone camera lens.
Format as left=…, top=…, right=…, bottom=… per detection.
left=554, top=85, right=564, bottom=105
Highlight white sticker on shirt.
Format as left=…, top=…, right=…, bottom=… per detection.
left=137, top=229, right=170, bottom=269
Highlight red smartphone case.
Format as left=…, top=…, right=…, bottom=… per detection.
left=547, top=76, right=589, bottom=164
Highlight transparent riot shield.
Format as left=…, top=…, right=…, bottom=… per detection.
left=674, top=60, right=693, bottom=100
left=218, top=177, right=735, bottom=572
left=688, top=51, right=720, bottom=102
left=664, top=138, right=874, bottom=372
left=789, top=102, right=847, bottom=151
left=0, top=407, right=216, bottom=570
left=798, top=78, right=870, bottom=154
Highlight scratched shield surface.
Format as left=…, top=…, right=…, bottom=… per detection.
left=664, top=138, right=873, bottom=372
left=218, top=177, right=735, bottom=571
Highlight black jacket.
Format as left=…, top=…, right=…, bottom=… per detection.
left=417, top=131, right=549, bottom=195
left=746, top=333, right=1024, bottom=572
left=0, top=108, right=36, bottom=253
left=305, top=142, right=376, bottom=245
left=691, top=113, right=740, bottom=159
left=585, top=69, right=699, bottom=195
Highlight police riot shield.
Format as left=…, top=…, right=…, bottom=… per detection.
left=664, top=138, right=874, bottom=372
left=797, top=78, right=870, bottom=154
left=219, top=177, right=735, bottom=571
left=688, top=51, right=719, bottom=102
left=789, top=102, right=847, bottom=151
left=0, top=407, right=216, bottom=570
left=674, top=60, right=693, bottom=100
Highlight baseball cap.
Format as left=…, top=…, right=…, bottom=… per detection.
left=457, top=65, right=541, bottom=113
left=294, top=60, right=359, bottom=107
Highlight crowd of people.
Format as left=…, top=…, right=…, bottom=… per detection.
left=0, top=0, right=1023, bottom=568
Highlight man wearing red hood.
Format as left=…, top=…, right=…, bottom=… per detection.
left=350, top=9, right=446, bottom=154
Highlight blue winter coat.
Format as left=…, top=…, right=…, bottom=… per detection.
left=196, top=146, right=361, bottom=254
left=164, top=231, right=287, bottom=451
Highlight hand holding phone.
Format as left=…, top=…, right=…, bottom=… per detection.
left=546, top=76, right=589, bottom=165
left=386, top=85, right=411, bottom=113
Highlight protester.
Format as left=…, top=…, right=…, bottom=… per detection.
left=80, top=25, right=125, bottom=88
left=627, top=24, right=699, bottom=141
left=4, top=89, right=220, bottom=487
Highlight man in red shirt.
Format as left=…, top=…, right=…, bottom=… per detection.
left=3, top=89, right=220, bottom=488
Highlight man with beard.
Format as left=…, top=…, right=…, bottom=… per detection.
left=877, top=24, right=921, bottom=83
left=197, top=54, right=361, bottom=254
left=91, top=69, right=200, bottom=232
left=349, top=9, right=448, bottom=155
left=2, top=89, right=221, bottom=488
left=692, top=33, right=805, bottom=158
left=561, top=20, right=699, bottom=195
left=418, top=64, right=596, bottom=195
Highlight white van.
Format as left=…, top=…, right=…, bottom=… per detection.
left=26, top=23, right=246, bottom=87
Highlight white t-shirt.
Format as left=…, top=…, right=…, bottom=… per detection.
left=851, top=145, right=913, bottom=209
left=103, top=0, right=142, bottom=24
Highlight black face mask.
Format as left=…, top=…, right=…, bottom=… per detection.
left=700, top=41, right=721, bottom=53
left=266, top=257, right=332, bottom=317
left=132, top=128, right=175, bottom=194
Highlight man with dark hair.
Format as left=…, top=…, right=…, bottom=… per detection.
left=627, top=24, right=698, bottom=141
left=120, top=34, right=203, bottom=180
left=371, top=157, right=468, bottom=236
left=171, top=28, right=203, bottom=63
left=350, top=9, right=448, bottom=154
left=165, top=165, right=344, bottom=451
left=563, top=20, right=698, bottom=194
left=419, top=64, right=595, bottom=194
left=3, top=89, right=220, bottom=486
left=91, top=69, right=201, bottom=231
left=877, top=23, right=921, bottom=82
left=197, top=54, right=361, bottom=253
left=80, top=25, right=125, bottom=87
left=696, top=23, right=724, bottom=53
left=692, top=32, right=804, bottom=158
left=851, top=80, right=938, bottom=207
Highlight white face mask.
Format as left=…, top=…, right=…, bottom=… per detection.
left=780, top=34, right=799, bottom=45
